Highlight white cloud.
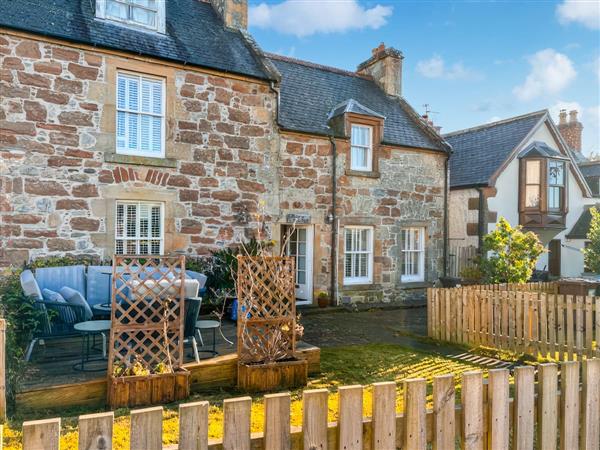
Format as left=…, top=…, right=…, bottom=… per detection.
left=416, top=54, right=481, bottom=80
left=556, top=0, right=600, bottom=29
left=513, top=49, right=576, bottom=101
left=550, top=101, right=600, bottom=155
left=249, top=0, right=393, bottom=37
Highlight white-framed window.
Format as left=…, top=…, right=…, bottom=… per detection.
left=96, top=0, right=166, bottom=33
left=344, top=226, right=373, bottom=285
left=115, top=201, right=164, bottom=255
left=525, top=159, right=541, bottom=208
left=350, top=124, right=373, bottom=171
left=401, top=227, right=425, bottom=282
left=548, top=160, right=565, bottom=211
left=116, top=72, right=165, bottom=158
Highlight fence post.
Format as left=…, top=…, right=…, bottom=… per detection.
left=488, top=369, right=509, bottom=450
left=78, top=412, right=113, bottom=450
left=403, top=378, right=426, bottom=450
left=432, top=374, right=455, bottom=450
left=371, top=382, right=396, bottom=450
left=223, top=397, right=251, bottom=450
left=178, top=401, right=208, bottom=450
left=582, top=359, right=600, bottom=450
left=461, top=371, right=484, bottom=450
left=537, top=363, right=558, bottom=450
left=0, top=319, right=5, bottom=423
left=130, top=406, right=162, bottom=450
left=514, top=366, right=535, bottom=450
left=338, top=385, right=363, bottom=450
left=264, top=393, right=291, bottom=450
left=560, top=361, right=580, bottom=450
left=302, top=389, right=328, bottom=450
left=23, top=418, right=60, bottom=450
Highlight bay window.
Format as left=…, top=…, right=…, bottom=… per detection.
left=344, top=226, right=373, bottom=285
left=524, top=160, right=541, bottom=208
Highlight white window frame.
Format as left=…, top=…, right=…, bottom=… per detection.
left=401, top=227, right=425, bottom=283
left=343, top=226, right=374, bottom=285
left=96, top=0, right=166, bottom=33
left=350, top=124, right=373, bottom=172
left=116, top=71, right=166, bottom=158
left=115, top=201, right=164, bottom=255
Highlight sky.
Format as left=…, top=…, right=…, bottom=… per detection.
left=247, top=0, right=600, bottom=155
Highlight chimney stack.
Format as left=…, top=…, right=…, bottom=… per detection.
left=357, top=43, right=404, bottom=97
left=557, top=109, right=583, bottom=152
left=211, top=0, right=247, bottom=30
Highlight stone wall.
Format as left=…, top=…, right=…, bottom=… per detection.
left=0, top=33, right=279, bottom=266
left=277, top=132, right=447, bottom=303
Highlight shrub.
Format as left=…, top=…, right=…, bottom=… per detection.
left=480, top=217, right=545, bottom=284
left=583, top=207, right=600, bottom=274
left=0, top=269, right=44, bottom=412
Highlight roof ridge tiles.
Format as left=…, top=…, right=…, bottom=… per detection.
left=443, top=109, right=547, bottom=138
left=265, top=52, right=372, bottom=80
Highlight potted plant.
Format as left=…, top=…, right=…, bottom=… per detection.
left=317, top=291, right=329, bottom=308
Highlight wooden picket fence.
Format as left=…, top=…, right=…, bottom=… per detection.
left=18, top=359, right=600, bottom=450
left=428, top=286, right=600, bottom=360
left=466, top=281, right=559, bottom=293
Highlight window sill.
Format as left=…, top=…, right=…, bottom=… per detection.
left=345, top=169, right=380, bottom=178
left=105, top=153, right=177, bottom=168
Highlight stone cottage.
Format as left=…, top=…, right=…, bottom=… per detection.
left=0, top=0, right=450, bottom=304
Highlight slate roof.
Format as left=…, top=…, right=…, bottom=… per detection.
left=445, top=111, right=546, bottom=188
left=566, top=205, right=599, bottom=239
left=267, top=54, right=448, bottom=152
left=0, top=0, right=269, bottom=80
left=328, top=99, right=385, bottom=121
left=579, top=162, right=600, bottom=178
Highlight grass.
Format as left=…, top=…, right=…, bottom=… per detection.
left=4, top=343, right=492, bottom=449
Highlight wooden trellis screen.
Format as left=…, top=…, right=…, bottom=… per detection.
left=109, top=256, right=186, bottom=375
left=20, top=360, right=600, bottom=450
left=428, top=287, right=600, bottom=360
left=236, top=255, right=297, bottom=364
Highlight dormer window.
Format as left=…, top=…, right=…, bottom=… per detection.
left=350, top=124, right=373, bottom=171
left=96, top=0, right=165, bottom=33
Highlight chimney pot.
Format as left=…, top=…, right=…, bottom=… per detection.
left=559, top=109, right=567, bottom=125
left=558, top=109, right=583, bottom=152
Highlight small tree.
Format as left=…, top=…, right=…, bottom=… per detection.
left=582, top=207, right=600, bottom=274
left=481, top=217, right=545, bottom=283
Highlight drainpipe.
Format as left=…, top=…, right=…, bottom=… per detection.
left=477, top=188, right=486, bottom=253
left=443, top=155, right=449, bottom=277
left=328, top=132, right=338, bottom=306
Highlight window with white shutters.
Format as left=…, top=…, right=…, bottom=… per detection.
left=401, top=227, right=425, bottom=282
left=96, top=0, right=165, bottom=33
left=116, top=72, right=165, bottom=157
left=115, top=201, right=164, bottom=255
left=344, top=226, right=373, bottom=285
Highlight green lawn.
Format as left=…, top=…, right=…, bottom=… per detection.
left=5, top=343, right=491, bottom=449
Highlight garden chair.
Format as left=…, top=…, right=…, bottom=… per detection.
left=183, top=297, right=202, bottom=363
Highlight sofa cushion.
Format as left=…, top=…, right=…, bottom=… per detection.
left=60, top=286, right=93, bottom=321
left=185, top=271, right=208, bottom=289
left=130, top=278, right=200, bottom=300
left=20, top=270, right=42, bottom=300
left=42, top=288, right=77, bottom=324
left=86, top=266, right=112, bottom=307
left=35, top=265, right=86, bottom=296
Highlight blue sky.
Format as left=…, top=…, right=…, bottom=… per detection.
left=248, top=0, right=600, bottom=154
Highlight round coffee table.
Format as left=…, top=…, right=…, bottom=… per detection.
left=74, top=320, right=111, bottom=372
left=92, top=303, right=111, bottom=318
left=195, top=320, right=220, bottom=358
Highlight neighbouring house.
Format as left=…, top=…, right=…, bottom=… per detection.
left=447, top=109, right=595, bottom=278
left=0, top=0, right=450, bottom=304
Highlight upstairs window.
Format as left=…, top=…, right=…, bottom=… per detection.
left=116, top=72, right=165, bottom=158
left=96, top=0, right=165, bottom=33
left=525, top=160, right=541, bottom=208
left=548, top=160, right=565, bottom=211
left=115, top=201, right=163, bottom=255
left=350, top=124, right=373, bottom=171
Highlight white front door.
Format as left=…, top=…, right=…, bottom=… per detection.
left=285, top=226, right=313, bottom=305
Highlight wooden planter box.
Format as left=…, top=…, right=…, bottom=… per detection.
left=237, top=357, right=308, bottom=392
left=108, top=368, right=190, bottom=409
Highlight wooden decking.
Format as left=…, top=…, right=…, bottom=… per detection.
left=22, top=316, right=238, bottom=390
left=17, top=317, right=321, bottom=412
